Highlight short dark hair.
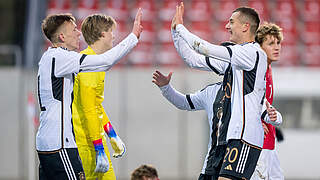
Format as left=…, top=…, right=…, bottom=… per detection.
left=131, top=164, right=158, bottom=180
left=233, top=7, right=260, bottom=34
left=41, top=13, right=76, bottom=42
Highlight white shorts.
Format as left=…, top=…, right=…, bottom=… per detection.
left=251, top=148, right=284, bottom=180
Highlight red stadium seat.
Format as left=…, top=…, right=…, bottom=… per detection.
left=47, top=0, right=72, bottom=15
left=275, top=19, right=299, bottom=45
left=158, top=0, right=180, bottom=23
left=157, top=22, right=172, bottom=44
left=76, top=0, right=100, bottom=21
left=247, top=0, right=270, bottom=22
left=186, top=0, right=212, bottom=22
left=127, top=42, right=154, bottom=67
left=132, top=0, right=157, bottom=22
left=300, top=0, right=320, bottom=22
left=139, top=21, right=157, bottom=43
left=275, top=44, right=300, bottom=66
left=302, top=44, right=320, bottom=66
left=301, top=22, right=320, bottom=45
left=213, top=22, right=230, bottom=44
left=190, top=21, right=213, bottom=42
left=272, top=0, right=297, bottom=21
left=156, top=43, right=183, bottom=67
left=214, top=0, right=240, bottom=22
left=104, top=0, right=129, bottom=22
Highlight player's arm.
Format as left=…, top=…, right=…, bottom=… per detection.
left=171, top=28, right=227, bottom=74
left=261, top=100, right=282, bottom=126
left=101, top=110, right=126, bottom=158
left=152, top=70, right=206, bottom=111
left=78, top=73, right=109, bottom=172
left=54, top=8, right=143, bottom=77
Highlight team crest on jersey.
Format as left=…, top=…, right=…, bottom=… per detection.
left=78, top=172, right=85, bottom=180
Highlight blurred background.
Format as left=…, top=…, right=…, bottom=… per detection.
left=0, top=0, right=320, bottom=179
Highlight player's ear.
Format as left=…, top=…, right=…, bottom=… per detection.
left=57, top=33, right=65, bottom=43
left=242, top=22, right=250, bottom=33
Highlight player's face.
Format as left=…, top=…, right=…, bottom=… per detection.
left=261, top=35, right=281, bottom=63
left=62, top=21, right=81, bottom=51
left=102, top=25, right=115, bottom=50
left=225, top=12, right=244, bottom=44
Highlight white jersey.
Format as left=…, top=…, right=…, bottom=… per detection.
left=173, top=25, right=268, bottom=148
left=159, top=82, right=282, bottom=175
left=36, top=33, right=138, bottom=151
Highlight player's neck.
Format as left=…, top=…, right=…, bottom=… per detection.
left=237, top=35, right=255, bottom=45
left=90, top=41, right=111, bottom=54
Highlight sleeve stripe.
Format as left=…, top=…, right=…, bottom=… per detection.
left=226, top=46, right=232, bottom=58
left=79, top=54, right=87, bottom=65
left=261, top=110, right=267, bottom=120
left=205, top=56, right=222, bottom=75
left=186, top=94, right=195, bottom=109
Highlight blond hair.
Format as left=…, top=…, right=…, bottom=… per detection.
left=81, top=14, right=116, bottom=45
left=255, top=22, right=283, bottom=45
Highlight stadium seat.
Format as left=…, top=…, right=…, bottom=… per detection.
left=275, top=19, right=299, bottom=45
left=76, top=0, right=100, bottom=21
left=301, top=21, right=320, bottom=45
left=158, top=0, right=180, bottom=23
left=272, top=0, right=297, bottom=21
left=190, top=21, right=213, bottom=42
left=104, top=0, right=129, bottom=22
left=131, top=0, right=157, bottom=22
left=213, top=22, right=230, bottom=44
left=302, top=44, right=320, bottom=66
left=299, top=0, right=320, bottom=22
left=186, top=0, right=212, bottom=22
left=127, top=42, right=154, bottom=67
left=47, top=0, right=72, bottom=15
left=247, top=0, right=270, bottom=22
left=276, top=44, right=300, bottom=66
left=156, top=42, right=183, bottom=67
left=214, top=0, right=240, bottom=22
left=157, top=22, right=172, bottom=44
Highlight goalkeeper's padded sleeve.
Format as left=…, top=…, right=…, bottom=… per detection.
left=93, top=139, right=109, bottom=173
left=104, top=122, right=126, bottom=158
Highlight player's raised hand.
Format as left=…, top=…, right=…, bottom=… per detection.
left=266, top=101, right=277, bottom=122
left=132, top=8, right=143, bottom=39
left=152, top=70, right=172, bottom=87
left=174, top=2, right=184, bottom=28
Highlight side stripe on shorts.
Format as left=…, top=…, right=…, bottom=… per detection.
left=59, top=149, right=77, bottom=180
left=236, top=143, right=250, bottom=173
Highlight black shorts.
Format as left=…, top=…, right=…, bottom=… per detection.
left=38, top=148, right=85, bottom=180
left=220, top=139, right=261, bottom=180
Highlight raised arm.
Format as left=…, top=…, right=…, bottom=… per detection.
left=171, top=2, right=229, bottom=74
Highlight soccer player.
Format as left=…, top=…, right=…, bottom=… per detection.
left=152, top=69, right=282, bottom=180
left=72, top=14, right=126, bottom=179
left=171, top=2, right=268, bottom=179
left=37, top=10, right=142, bottom=179
left=251, top=22, right=284, bottom=180
left=131, top=164, right=160, bottom=180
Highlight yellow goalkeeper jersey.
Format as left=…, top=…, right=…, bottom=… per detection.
left=72, top=46, right=115, bottom=180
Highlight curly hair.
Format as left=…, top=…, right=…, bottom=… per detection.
left=131, top=164, right=158, bottom=180
left=255, top=22, right=283, bottom=45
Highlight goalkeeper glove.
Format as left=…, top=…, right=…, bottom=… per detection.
left=93, top=139, right=109, bottom=173
left=104, top=122, right=126, bottom=158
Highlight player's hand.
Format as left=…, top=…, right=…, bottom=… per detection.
left=175, top=2, right=184, bottom=27
left=109, top=136, right=126, bottom=158
left=93, top=140, right=109, bottom=173
left=104, top=122, right=126, bottom=158
left=132, top=8, right=143, bottom=39
left=152, top=70, right=172, bottom=87
left=266, top=101, right=277, bottom=122
left=171, top=14, right=177, bottom=30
